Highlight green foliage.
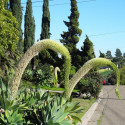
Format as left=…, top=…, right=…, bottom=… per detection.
left=23, top=69, right=34, bottom=81
left=81, top=35, right=95, bottom=64
left=0, top=79, right=83, bottom=124
left=0, top=110, right=24, bottom=125
left=0, top=4, right=19, bottom=80
left=40, top=0, right=50, bottom=40
left=106, top=50, right=112, bottom=59
left=77, top=72, right=103, bottom=98
left=120, top=66, right=125, bottom=85
left=39, top=0, right=59, bottom=66
left=107, top=72, right=117, bottom=85
left=60, top=0, right=82, bottom=67
left=23, top=92, right=82, bottom=125
left=10, top=0, right=23, bottom=53
left=115, top=48, right=122, bottom=58
left=0, top=79, right=29, bottom=125
left=24, top=0, right=35, bottom=53
left=99, top=51, right=106, bottom=58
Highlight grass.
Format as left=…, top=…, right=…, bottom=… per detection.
left=21, top=80, right=79, bottom=92
left=97, top=114, right=103, bottom=125
left=40, top=86, right=79, bottom=92
left=72, top=97, right=96, bottom=124
left=98, top=69, right=113, bottom=77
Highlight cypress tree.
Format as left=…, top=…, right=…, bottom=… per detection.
left=24, top=0, right=35, bottom=53
left=40, top=0, right=50, bottom=40
left=81, top=35, right=95, bottom=64
left=106, top=50, right=112, bottom=59
left=39, top=0, right=58, bottom=66
left=10, top=0, right=23, bottom=53
left=24, top=0, right=35, bottom=69
left=60, top=0, right=82, bottom=67
left=99, top=51, right=106, bottom=58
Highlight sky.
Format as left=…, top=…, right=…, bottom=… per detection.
left=21, top=0, right=125, bottom=57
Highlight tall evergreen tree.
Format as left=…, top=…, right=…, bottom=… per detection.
left=10, top=0, right=23, bottom=53
left=24, top=0, right=35, bottom=53
left=106, top=50, right=112, bottom=59
left=123, top=53, right=125, bottom=58
left=39, top=0, right=59, bottom=67
left=24, top=0, right=35, bottom=69
left=60, top=0, right=82, bottom=67
left=81, top=35, right=95, bottom=64
left=40, top=0, right=50, bottom=40
left=115, top=48, right=122, bottom=58
left=99, top=51, right=106, bottom=58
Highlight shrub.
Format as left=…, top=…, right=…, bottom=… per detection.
left=77, top=72, right=103, bottom=98
left=23, top=69, right=34, bottom=81
left=120, top=66, right=125, bottom=85
left=107, top=72, right=116, bottom=85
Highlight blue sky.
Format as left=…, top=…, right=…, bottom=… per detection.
left=21, top=0, right=125, bottom=57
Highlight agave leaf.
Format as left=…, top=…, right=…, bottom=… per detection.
left=71, top=115, right=82, bottom=123
left=55, top=112, right=69, bottom=123
left=59, top=120, right=72, bottom=125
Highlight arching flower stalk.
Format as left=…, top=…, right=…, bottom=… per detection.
left=68, top=58, right=121, bottom=99
left=10, top=39, right=71, bottom=99
left=10, top=39, right=120, bottom=100
left=54, top=67, right=60, bottom=88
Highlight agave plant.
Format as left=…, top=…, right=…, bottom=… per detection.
left=24, top=93, right=82, bottom=125
left=0, top=79, right=30, bottom=125
left=10, top=39, right=120, bottom=99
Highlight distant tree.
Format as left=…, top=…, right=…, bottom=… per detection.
left=60, top=0, right=82, bottom=67
left=115, top=48, right=122, bottom=58
left=106, top=50, right=112, bottom=59
left=113, top=49, right=124, bottom=68
left=123, top=53, right=125, bottom=58
left=0, top=0, right=19, bottom=77
left=10, top=0, right=23, bottom=53
left=24, top=0, right=35, bottom=53
left=99, top=51, right=106, bottom=58
left=39, top=0, right=59, bottom=67
left=81, top=35, right=95, bottom=64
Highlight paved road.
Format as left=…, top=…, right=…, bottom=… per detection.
left=87, top=85, right=125, bottom=125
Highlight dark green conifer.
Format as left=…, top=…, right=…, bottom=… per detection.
left=81, top=35, right=95, bottom=64
left=24, top=0, right=35, bottom=69
left=99, top=51, right=106, bottom=58
left=60, top=0, right=82, bottom=67
left=40, top=0, right=50, bottom=40
left=10, top=0, right=23, bottom=53
left=39, top=0, right=59, bottom=67
left=24, top=0, right=35, bottom=53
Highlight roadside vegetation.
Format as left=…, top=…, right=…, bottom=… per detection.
left=0, top=0, right=122, bottom=124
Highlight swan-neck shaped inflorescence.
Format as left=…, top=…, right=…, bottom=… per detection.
left=10, top=39, right=71, bottom=99
left=68, top=58, right=121, bottom=99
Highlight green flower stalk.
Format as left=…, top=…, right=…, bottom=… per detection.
left=54, top=67, right=60, bottom=88
left=68, top=58, right=121, bottom=99
left=10, top=39, right=120, bottom=100
left=50, top=66, right=60, bottom=88
left=10, top=39, right=71, bottom=99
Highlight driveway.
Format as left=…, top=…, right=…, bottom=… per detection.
left=87, top=85, right=125, bottom=125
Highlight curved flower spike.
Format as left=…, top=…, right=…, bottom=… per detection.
left=10, top=39, right=71, bottom=99
left=68, top=58, right=121, bottom=99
